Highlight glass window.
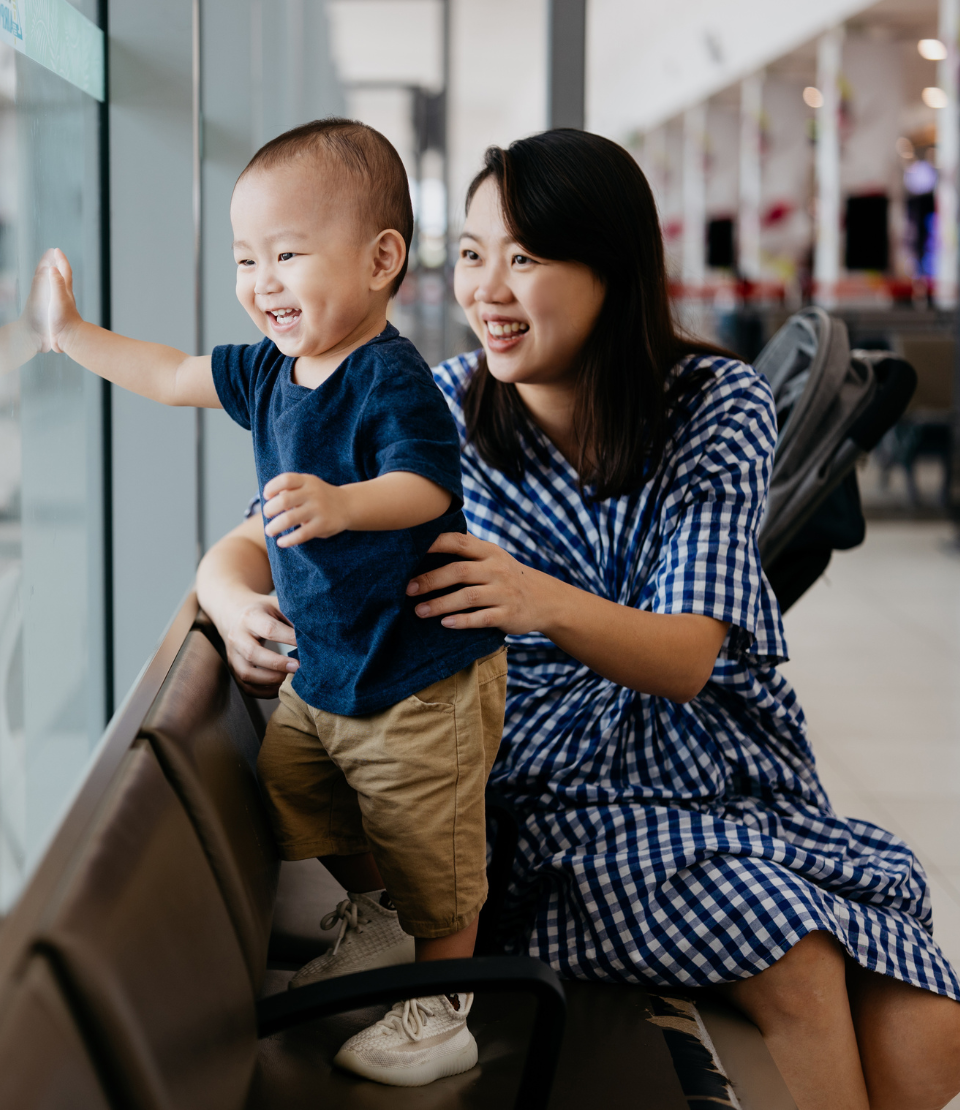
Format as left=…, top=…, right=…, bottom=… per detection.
left=0, top=6, right=104, bottom=908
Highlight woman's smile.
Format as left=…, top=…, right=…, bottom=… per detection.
left=483, top=314, right=529, bottom=351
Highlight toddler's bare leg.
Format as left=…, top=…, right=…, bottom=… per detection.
left=319, top=851, right=385, bottom=893
left=319, top=852, right=478, bottom=962
left=415, top=917, right=479, bottom=961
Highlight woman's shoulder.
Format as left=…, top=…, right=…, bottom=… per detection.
left=670, top=351, right=777, bottom=454
left=431, top=349, right=481, bottom=407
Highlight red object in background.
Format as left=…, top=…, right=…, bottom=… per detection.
left=662, top=218, right=683, bottom=240
left=762, top=201, right=794, bottom=228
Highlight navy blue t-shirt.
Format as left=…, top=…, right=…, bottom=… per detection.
left=212, top=325, right=504, bottom=716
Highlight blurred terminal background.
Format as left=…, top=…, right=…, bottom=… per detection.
left=1, top=0, right=960, bottom=971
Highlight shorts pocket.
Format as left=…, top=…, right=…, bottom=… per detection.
left=477, top=645, right=508, bottom=686
left=407, top=671, right=457, bottom=710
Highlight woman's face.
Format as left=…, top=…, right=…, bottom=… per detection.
left=454, top=178, right=605, bottom=387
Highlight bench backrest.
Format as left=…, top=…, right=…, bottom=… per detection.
left=140, top=629, right=280, bottom=989
left=35, top=742, right=257, bottom=1110
left=0, top=955, right=112, bottom=1109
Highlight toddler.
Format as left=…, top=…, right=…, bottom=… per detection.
left=34, top=118, right=506, bottom=1087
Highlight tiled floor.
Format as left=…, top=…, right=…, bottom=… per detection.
left=780, top=520, right=960, bottom=1100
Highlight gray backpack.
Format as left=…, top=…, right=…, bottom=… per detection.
left=755, top=307, right=916, bottom=611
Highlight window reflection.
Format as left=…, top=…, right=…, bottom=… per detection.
left=0, top=38, right=103, bottom=908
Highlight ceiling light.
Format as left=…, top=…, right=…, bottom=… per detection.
left=923, top=86, right=949, bottom=109
left=918, top=39, right=948, bottom=61
left=803, top=86, right=824, bottom=108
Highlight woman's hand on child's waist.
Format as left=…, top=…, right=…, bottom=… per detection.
left=405, top=532, right=552, bottom=636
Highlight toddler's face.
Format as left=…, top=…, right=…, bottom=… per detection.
left=231, top=164, right=377, bottom=360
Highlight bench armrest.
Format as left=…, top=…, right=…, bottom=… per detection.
left=256, top=955, right=566, bottom=1110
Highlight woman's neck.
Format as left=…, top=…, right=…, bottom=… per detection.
left=515, top=381, right=581, bottom=470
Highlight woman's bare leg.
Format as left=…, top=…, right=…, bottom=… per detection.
left=716, top=931, right=869, bottom=1110
left=847, top=961, right=960, bottom=1110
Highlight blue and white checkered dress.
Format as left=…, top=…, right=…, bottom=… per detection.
left=434, top=350, right=960, bottom=1000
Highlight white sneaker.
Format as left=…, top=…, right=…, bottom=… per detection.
left=334, top=993, right=477, bottom=1086
left=288, top=892, right=415, bottom=989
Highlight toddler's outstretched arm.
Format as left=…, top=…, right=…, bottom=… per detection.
left=263, top=471, right=452, bottom=545
left=35, top=248, right=220, bottom=408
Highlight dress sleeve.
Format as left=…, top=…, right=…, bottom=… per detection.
left=431, top=351, right=479, bottom=445
left=649, top=359, right=788, bottom=664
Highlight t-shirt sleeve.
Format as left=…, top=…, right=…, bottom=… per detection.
left=211, top=342, right=259, bottom=431
left=649, top=360, right=788, bottom=664
left=362, top=353, right=465, bottom=506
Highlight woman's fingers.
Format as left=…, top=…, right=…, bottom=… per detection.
left=413, top=584, right=490, bottom=619
left=247, top=610, right=297, bottom=648
left=425, top=531, right=486, bottom=558
left=407, top=555, right=485, bottom=597
left=440, top=607, right=503, bottom=630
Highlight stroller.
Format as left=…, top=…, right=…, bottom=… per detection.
left=756, top=306, right=917, bottom=612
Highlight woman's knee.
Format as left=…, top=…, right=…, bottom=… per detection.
left=849, top=967, right=960, bottom=1110
left=719, top=931, right=849, bottom=1030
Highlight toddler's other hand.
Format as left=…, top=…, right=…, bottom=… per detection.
left=263, top=472, right=349, bottom=546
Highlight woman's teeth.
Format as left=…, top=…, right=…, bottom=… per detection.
left=487, top=321, right=528, bottom=337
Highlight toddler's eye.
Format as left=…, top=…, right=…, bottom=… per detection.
left=237, top=259, right=254, bottom=267
left=279, top=252, right=295, bottom=262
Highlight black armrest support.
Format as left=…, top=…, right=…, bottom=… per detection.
left=257, top=956, right=566, bottom=1110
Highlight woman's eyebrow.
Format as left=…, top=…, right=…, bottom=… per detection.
left=460, top=228, right=482, bottom=243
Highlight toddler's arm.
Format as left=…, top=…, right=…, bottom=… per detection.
left=35, top=248, right=220, bottom=408
left=263, top=471, right=451, bottom=546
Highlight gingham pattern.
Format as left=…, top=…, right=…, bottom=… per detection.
left=433, top=350, right=960, bottom=999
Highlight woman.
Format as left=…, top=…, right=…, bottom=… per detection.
left=198, top=130, right=960, bottom=1109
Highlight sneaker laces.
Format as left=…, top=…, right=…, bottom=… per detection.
left=320, top=898, right=371, bottom=958
left=373, top=993, right=474, bottom=1042
left=374, top=997, right=437, bottom=1042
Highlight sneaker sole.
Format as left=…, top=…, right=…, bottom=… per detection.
left=333, top=1033, right=479, bottom=1087
left=288, top=937, right=416, bottom=990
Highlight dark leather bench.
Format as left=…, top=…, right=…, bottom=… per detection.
left=0, top=600, right=795, bottom=1109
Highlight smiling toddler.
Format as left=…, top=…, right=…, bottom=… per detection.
left=34, top=118, right=506, bottom=1087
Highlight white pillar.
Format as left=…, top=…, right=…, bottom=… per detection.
left=739, top=72, right=764, bottom=282
left=814, top=26, right=844, bottom=308
left=682, top=103, right=706, bottom=294
left=936, top=0, right=959, bottom=307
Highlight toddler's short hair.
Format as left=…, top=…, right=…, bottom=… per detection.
left=242, top=118, right=414, bottom=295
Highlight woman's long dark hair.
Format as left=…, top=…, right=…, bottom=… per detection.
left=462, top=129, right=729, bottom=500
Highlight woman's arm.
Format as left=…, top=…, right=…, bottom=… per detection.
left=195, top=514, right=298, bottom=697
left=407, top=533, right=729, bottom=703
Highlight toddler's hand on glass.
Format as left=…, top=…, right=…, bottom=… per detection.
left=263, top=472, right=349, bottom=546
left=32, top=248, right=81, bottom=354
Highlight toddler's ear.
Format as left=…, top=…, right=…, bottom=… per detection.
left=371, top=229, right=406, bottom=291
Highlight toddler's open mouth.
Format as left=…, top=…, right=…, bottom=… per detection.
left=268, top=308, right=301, bottom=331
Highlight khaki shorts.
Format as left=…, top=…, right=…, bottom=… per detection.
left=258, top=647, right=507, bottom=938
